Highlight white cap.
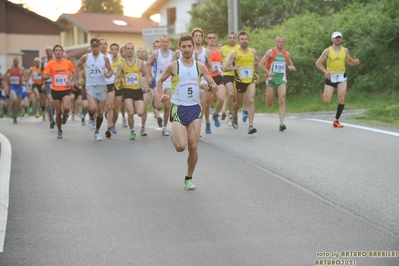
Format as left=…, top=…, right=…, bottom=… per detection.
left=331, top=31, right=342, bottom=38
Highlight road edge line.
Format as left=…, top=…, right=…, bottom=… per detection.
left=0, top=133, right=12, bottom=253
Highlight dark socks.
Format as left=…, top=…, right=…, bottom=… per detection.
left=185, top=176, right=192, bottom=180
left=335, top=103, right=345, bottom=120
left=96, top=117, right=103, bottom=129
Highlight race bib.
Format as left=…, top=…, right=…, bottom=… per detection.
left=212, top=62, right=221, bottom=72
left=157, top=68, right=165, bottom=77
left=125, top=73, right=139, bottom=85
left=239, top=67, right=252, bottom=79
left=55, top=75, right=67, bottom=86
left=10, top=76, right=20, bottom=85
left=33, top=72, right=41, bottom=80
left=272, top=61, right=286, bottom=73
left=179, top=85, right=199, bottom=102
left=330, top=72, right=345, bottom=83
left=90, top=67, right=102, bottom=77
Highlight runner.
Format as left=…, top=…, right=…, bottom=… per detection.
left=205, top=31, right=227, bottom=130
left=42, top=46, right=55, bottom=128
left=258, top=36, right=296, bottom=131
left=191, top=28, right=215, bottom=134
left=110, top=43, right=123, bottom=133
left=223, top=31, right=261, bottom=134
left=315, top=31, right=360, bottom=128
left=5, top=57, right=26, bottom=123
left=42, top=45, right=75, bottom=138
left=147, top=39, right=163, bottom=128
left=145, top=35, right=175, bottom=136
left=76, top=38, right=114, bottom=141
left=114, top=43, right=149, bottom=140
left=99, top=38, right=116, bottom=138
left=136, top=47, right=149, bottom=136
left=220, top=32, right=240, bottom=126
left=157, top=34, right=218, bottom=190
left=28, top=57, right=45, bottom=118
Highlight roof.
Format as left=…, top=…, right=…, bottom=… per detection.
left=1, top=0, right=65, bottom=33
left=57, top=12, right=155, bottom=34
left=142, top=0, right=168, bottom=18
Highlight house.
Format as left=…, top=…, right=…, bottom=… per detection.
left=0, top=0, right=63, bottom=71
left=57, top=12, right=156, bottom=59
left=141, top=0, right=204, bottom=49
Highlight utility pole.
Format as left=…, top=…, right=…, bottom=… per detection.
left=228, top=0, right=240, bottom=34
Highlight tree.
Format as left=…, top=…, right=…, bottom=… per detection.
left=81, top=0, right=124, bottom=14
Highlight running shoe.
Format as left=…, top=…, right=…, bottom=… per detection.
left=130, top=131, right=136, bottom=140
left=35, top=111, right=40, bottom=118
left=232, top=117, right=238, bottom=129
left=221, top=112, right=226, bottom=120
left=248, top=126, right=257, bottom=134
left=333, top=120, right=344, bottom=128
left=162, top=128, right=170, bottom=136
left=111, top=125, right=117, bottom=134
left=122, top=118, right=127, bottom=128
left=279, top=124, right=287, bottom=131
left=81, top=118, right=86, bottom=126
left=242, top=109, right=248, bottom=122
left=42, top=113, right=46, bottom=121
left=227, top=113, right=233, bottom=126
left=50, top=120, right=55, bottom=129
left=212, top=115, right=220, bottom=127
left=57, top=130, right=63, bottom=139
left=105, top=128, right=112, bottom=138
left=157, top=117, right=163, bottom=128
left=62, top=114, right=68, bottom=125
left=88, top=118, right=95, bottom=130
left=140, top=127, right=147, bottom=136
left=94, top=131, right=103, bottom=141
left=79, top=112, right=85, bottom=120
left=205, top=123, right=211, bottom=134
left=184, top=179, right=196, bottom=190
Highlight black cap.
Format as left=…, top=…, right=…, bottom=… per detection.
left=90, top=39, right=100, bottom=46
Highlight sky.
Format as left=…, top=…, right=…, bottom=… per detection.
left=9, top=0, right=156, bottom=21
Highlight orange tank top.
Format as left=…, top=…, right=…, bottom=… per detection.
left=31, top=66, right=43, bottom=85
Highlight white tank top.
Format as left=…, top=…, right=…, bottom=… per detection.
left=171, top=59, right=201, bottom=106
left=104, top=53, right=114, bottom=84
left=155, top=49, right=173, bottom=80
left=85, top=53, right=107, bottom=86
left=196, top=47, right=207, bottom=65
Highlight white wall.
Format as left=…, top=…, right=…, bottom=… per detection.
left=158, top=0, right=197, bottom=35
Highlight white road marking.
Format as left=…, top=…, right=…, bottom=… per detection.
left=306, top=118, right=399, bottom=137
left=0, top=133, right=12, bottom=252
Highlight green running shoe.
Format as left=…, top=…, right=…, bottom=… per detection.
left=130, top=131, right=136, bottom=140
left=184, top=179, right=196, bottom=190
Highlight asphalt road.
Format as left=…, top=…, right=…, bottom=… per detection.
left=0, top=112, right=398, bottom=266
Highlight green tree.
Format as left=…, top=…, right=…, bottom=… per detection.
left=189, top=0, right=378, bottom=37
left=81, top=0, right=124, bottom=14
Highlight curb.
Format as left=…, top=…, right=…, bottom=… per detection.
left=0, top=133, right=12, bottom=253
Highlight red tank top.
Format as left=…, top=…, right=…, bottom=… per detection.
left=9, top=67, right=23, bottom=86
left=207, top=49, right=222, bottom=77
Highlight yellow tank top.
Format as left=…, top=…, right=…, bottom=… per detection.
left=221, top=44, right=239, bottom=76
left=327, top=46, right=346, bottom=73
left=113, top=57, right=123, bottom=88
left=123, top=59, right=142, bottom=90
left=234, top=48, right=256, bottom=83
